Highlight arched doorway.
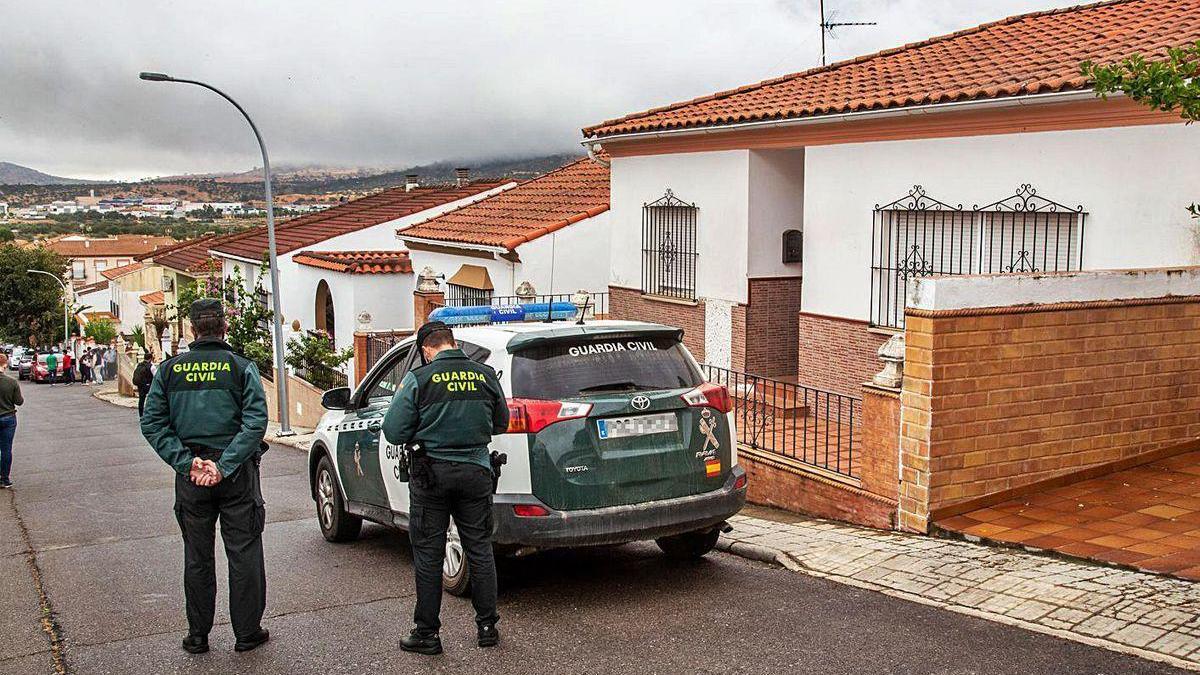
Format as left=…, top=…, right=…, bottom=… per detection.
left=315, top=280, right=335, bottom=346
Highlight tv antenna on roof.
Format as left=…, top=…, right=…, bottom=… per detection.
left=819, top=0, right=876, bottom=66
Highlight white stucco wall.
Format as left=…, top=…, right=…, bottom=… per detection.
left=802, top=123, right=1200, bottom=321
left=747, top=149, right=805, bottom=279
left=406, top=211, right=612, bottom=300
left=608, top=150, right=751, bottom=303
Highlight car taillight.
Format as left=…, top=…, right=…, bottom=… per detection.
left=681, top=382, right=732, bottom=413
left=734, top=473, right=748, bottom=490
left=512, top=504, right=550, bottom=517
left=505, top=398, right=593, bottom=434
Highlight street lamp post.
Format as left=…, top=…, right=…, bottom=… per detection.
left=26, top=270, right=71, bottom=348
left=27, top=269, right=71, bottom=348
left=139, top=71, right=292, bottom=434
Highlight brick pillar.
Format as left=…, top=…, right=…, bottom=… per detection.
left=860, top=385, right=901, bottom=505
left=353, top=331, right=369, bottom=384
left=897, top=318, right=933, bottom=533
left=413, top=265, right=445, bottom=331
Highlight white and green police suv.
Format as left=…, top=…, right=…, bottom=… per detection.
left=308, top=318, right=747, bottom=595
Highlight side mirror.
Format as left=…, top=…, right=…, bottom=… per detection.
left=321, top=386, right=353, bottom=410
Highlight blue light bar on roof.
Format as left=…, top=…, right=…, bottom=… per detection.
left=429, top=302, right=578, bottom=326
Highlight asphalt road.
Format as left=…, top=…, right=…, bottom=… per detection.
left=0, top=380, right=1185, bottom=674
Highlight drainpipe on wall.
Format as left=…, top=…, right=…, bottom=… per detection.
left=584, top=142, right=610, bottom=167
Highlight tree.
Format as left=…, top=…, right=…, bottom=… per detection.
left=1082, top=41, right=1200, bottom=220
left=84, top=318, right=117, bottom=345
left=224, top=265, right=275, bottom=375
left=0, top=243, right=69, bottom=347
left=285, top=331, right=354, bottom=389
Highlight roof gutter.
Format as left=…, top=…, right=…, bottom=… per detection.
left=582, top=89, right=1108, bottom=148
left=396, top=235, right=510, bottom=256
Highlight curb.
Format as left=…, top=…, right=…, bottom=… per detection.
left=716, top=535, right=1200, bottom=672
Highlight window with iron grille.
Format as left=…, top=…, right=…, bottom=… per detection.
left=870, top=185, right=1086, bottom=329
left=446, top=283, right=493, bottom=307
left=642, top=190, right=698, bottom=301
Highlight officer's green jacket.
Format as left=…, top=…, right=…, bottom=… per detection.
left=140, top=338, right=268, bottom=478
left=381, top=348, right=508, bottom=470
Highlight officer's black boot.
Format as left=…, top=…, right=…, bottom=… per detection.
left=181, top=634, right=209, bottom=654
left=401, top=631, right=443, bottom=656
left=234, top=628, right=270, bottom=652
left=478, top=622, right=499, bottom=648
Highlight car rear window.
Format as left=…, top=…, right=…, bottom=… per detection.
left=511, top=335, right=702, bottom=399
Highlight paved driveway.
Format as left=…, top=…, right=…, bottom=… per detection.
left=0, top=382, right=1186, bottom=674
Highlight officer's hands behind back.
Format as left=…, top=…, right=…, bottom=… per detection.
left=189, top=457, right=223, bottom=487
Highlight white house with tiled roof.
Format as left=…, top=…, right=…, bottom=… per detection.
left=206, top=177, right=514, bottom=355
left=397, top=156, right=611, bottom=311
left=582, top=0, right=1200, bottom=395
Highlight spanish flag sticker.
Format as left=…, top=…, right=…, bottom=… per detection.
left=705, top=458, right=721, bottom=477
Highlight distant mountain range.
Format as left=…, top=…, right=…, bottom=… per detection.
left=0, top=162, right=96, bottom=186
left=0, top=153, right=580, bottom=192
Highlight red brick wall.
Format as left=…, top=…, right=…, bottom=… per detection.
left=745, top=277, right=801, bottom=378
left=797, top=312, right=889, bottom=396
left=860, top=386, right=900, bottom=502
left=730, top=303, right=746, bottom=372
left=741, top=450, right=896, bottom=529
left=900, top=298, right=1200, bottom=532
left=610, top=286, right=706, bottom=361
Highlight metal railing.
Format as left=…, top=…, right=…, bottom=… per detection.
left=702, top=364, right=861, bottom=479
left=364, top=330, right=411, bottom=373
left=871, top=185, right=1086, bottom=328
left=444, top=292, right=609, bottom=318
left=294, top=363, right=347, bottom=390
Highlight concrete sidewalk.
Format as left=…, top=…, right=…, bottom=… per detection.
left=720, top=506, right=1200, bottom=671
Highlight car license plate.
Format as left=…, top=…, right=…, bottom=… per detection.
left=597, top=413, right=678, bottom=440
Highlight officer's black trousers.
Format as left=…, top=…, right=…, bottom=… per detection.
left=174, top=459, right=267, bottom=640
left=409, top=459, right=498, bottom=636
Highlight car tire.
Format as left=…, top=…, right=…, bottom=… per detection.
left=442, top=518, right=471, bottom=597
left=655, top=527, right=720, bottom=559
left=314, top=455, right=361, bottom=543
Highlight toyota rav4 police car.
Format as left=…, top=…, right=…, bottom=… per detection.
left=308, top=314, right=747, bottom=595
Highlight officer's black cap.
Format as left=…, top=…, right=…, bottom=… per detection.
left=189, top=298, right=224, bottom=322
left=415, top=321, right=452, bottom=348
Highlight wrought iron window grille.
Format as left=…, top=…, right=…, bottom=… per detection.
left=642, top=189, right=699, bottom=301
left=870, top=185, right=1087, bottom=328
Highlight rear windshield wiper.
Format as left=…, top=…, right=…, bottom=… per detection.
left=578, top=381, right=642, bottom=394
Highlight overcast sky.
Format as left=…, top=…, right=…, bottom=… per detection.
left=1, top=0, right=1081, bottom=180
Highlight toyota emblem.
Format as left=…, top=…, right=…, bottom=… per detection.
left=631, top=395, right=651, bottom=411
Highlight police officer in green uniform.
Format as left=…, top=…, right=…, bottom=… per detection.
left=382, top=321, right=509, bottom=655
left=140, top=298, right=271, bottom=655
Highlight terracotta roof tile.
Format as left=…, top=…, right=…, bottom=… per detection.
left=398, top=157, right=609, bottom=250
left=42, top=235, right=176, bottom=258
left=139, top=290, right=165, bottom=305
left=584, top=0, right=1200, bottom=138
left=99, top=261, right=145, bottom=280
left=211, top=182, right=509, bottom=261
left=292, top=250, right=413, bottom=275
left=150, top=232, right=239, bottom=275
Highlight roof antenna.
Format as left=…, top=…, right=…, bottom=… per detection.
left=819, top=0, right=876, bottom=66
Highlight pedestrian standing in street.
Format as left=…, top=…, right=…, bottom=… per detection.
left=133, top=354, right=154, bottom=416
left=140, top=299, right=271, bottom=655
left=45, top=351, right=58, bottom=386
left=381, top=321, right=509, bottom=655
left=79, top=350, right=92, bottom=385
left=62, top=351, right=74, bottom=386
left=0, top=353, right=22, bottom=489
left=93, top=348, right=105, bottom=384
left=104, top=346, right=117, bottom=381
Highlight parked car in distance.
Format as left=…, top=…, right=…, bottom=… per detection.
left=31, top=353, right=60, bottom=384
left=17, top=355, right=33, bottom=380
